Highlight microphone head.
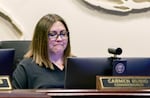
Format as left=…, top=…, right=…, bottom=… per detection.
left=108, top=48, right=122, bottom=55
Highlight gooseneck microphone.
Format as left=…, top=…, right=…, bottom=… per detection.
left=108, top=47, right=122, bottom=55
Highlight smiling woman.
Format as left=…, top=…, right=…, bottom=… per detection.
left=0, top=8, right=23, bottom=40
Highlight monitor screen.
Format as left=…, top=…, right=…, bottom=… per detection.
left=0, top=48, right=15, bottom=76
left=113, top=57, right=150, bottom=76
left=64, top=57, right=113, bottom=89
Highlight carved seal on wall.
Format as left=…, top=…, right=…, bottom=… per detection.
left=83, top=0, right=150, bottom=14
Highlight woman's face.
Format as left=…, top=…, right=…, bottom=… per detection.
left=48, top=21, right=68, bottom=54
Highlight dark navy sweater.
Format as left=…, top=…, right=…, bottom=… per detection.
left=12, top=58, right=65, bottom=89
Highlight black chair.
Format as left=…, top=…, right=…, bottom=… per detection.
left=0, top=40, right=31, bottom=71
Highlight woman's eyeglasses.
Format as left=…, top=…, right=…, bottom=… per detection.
left=48, top=31, right=68, bottom=40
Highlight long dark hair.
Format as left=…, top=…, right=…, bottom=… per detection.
left=24, top=14, right=71, bottom=70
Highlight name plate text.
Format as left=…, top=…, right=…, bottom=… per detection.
left=96, top=76, right=150, bottom=90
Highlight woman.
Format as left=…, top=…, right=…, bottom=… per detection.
left=12, top=14, right=72, bottom=89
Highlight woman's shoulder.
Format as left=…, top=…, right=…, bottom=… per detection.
left=13, top=58, right=35, bottom=73
left=18, top=58, right=35, bottom=67
left=20, top=57, right=33, bottom=63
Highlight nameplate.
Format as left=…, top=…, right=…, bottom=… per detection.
left=0, top=76, right=12, bottom=90
left=96, top=76, right=150, bottom=90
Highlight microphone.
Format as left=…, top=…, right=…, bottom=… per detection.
left=108, top=47, right=122, bottom=55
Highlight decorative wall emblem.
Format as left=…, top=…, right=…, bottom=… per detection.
left=83, top=0, right=150, bottom=14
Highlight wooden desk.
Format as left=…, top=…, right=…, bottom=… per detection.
left=36, top=89, right=150, bottom=97
left=0, top=90, right=50, bottom=98
left=1, top=89, right=150, bottom=98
